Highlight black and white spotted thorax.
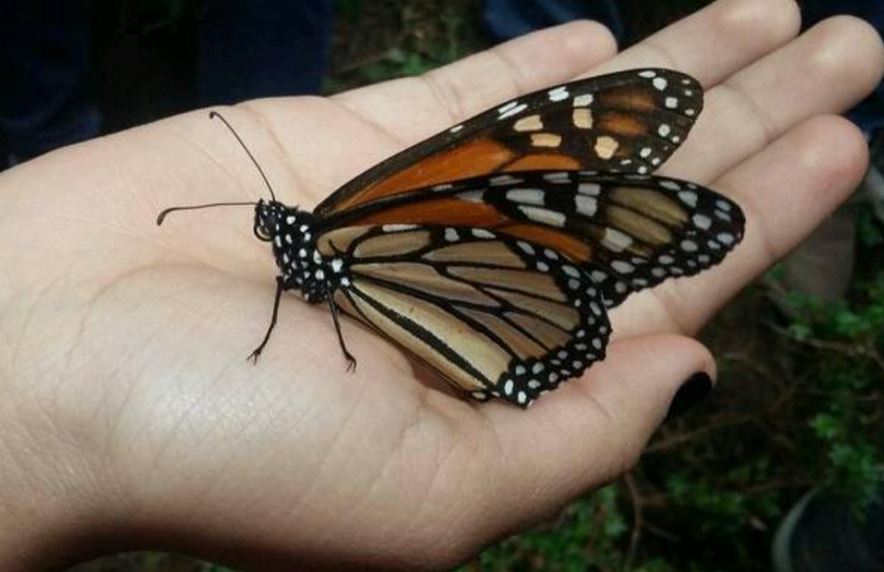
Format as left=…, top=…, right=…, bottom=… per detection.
left=253, top=200, right=349, bottom=303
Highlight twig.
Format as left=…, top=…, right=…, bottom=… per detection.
left=767, top=321, right=884, bottom=373
left=622, top=472, right=643, bottom=572
left=645, top=413, right=756, bottom=453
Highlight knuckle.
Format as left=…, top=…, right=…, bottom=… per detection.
left=718, top=0, right=801, bottom=43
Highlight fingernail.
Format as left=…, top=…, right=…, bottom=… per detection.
left=665, top=372, right=712, bottom=421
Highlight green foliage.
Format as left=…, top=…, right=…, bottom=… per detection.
left=470, top=486, right=630, bottom=572
left=856, top=204, right=884, bottom=247
left=786, top=268, right=884, bottom=511
left=325, top=0, right=488, bottom=93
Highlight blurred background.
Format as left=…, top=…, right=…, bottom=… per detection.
left=2, top=0, right=881, bottom=570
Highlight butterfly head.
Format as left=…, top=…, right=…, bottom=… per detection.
left=253, top=200, right=312, bottom=240
left=253, top=199, right=282, bottom=242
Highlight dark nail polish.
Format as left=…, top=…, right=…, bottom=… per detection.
left=665, top=372, right=712, bottom=421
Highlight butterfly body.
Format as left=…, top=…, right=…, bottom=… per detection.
left=254, top=201, right=339, bottom=304
left=162, top=69, right=745, bottom=408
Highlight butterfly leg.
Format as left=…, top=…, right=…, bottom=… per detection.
left=248, top=276, right=284, bottom=364
left=326, top=289, right=357, bottom=372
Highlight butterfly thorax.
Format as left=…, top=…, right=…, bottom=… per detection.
left=254, top=200, right=348, bottom=304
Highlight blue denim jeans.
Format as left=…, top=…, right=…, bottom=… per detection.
left=0, top=0, right=332, bottom=164
left=0, top=1, right=100, bottom=162
left=484, top=0, right=625, bottom=44
left=197, top=0, right=332, bottom=105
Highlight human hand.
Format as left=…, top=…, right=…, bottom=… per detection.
left=0, top=0, right=881, bottom=569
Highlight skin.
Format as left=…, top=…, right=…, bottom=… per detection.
left=0, top=0, right=881, bottom=569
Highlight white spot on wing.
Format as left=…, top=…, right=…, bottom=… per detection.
left=547, top=86, right=569, bottom=101
left=458, top=190, right=485, bottom=203
left=573, top=94, right=594, bottom=107
left=594, top=136, right=619, bottom=159
left=513, top=115, right=543, bottom=132
left=572, top=108, right=593, bottom=129
left=678, top=190, right=698, bottom=207
left=382, top=224, right=418, bottom=232
left=717, top=232, right=735, bottom=245
left=575, top=195, right=598, bottom=217
left=578, top=182, right=601, bottom=196
left=518, top=206, right=566, bottom=227
left=563, top=265, right=580, bottom=278
left=507, top=188, right=545, bottom=206
left=602, top=228, right=634, bottom=252
left=499, top=102, right=528, bottom=119
left=692, top=214, right=712, bottom=230
left=544, top=172, right=571, bottom=184
left=490, top=175, right=523, bottom=186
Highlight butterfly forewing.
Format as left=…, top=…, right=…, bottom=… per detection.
left=315, top=69, right=703, bottom=217
left=319, top=225, right=611, bottom=407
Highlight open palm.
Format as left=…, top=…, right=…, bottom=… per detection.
left=0, top=1, right=881, bottom=569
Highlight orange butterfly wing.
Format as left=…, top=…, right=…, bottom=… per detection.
left=315, top=68, right=703, bottom=217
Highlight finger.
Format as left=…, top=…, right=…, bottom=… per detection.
left=592, top=0, right=800, bottom=86
left=665, top=15, right=884, bottom=182
left=332, top=0, right=801, bottom=142
left=332, top=20, right=618, bottom=143
left=471, top=335, right=713, bottom=531
left=616, top=114, right=869, bottom=337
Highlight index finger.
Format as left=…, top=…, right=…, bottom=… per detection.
left=331, top=0, right=800, bottom=143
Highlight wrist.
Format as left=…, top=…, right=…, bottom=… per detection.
left=0, top=378, right=111, bottom=570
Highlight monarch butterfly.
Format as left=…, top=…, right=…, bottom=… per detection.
left=158, top=68, right=744, bottom=408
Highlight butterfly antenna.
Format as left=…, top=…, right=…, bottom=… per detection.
left=209, top=110, right=277, bottom=202
left=156, top=201, right=257, bottom=226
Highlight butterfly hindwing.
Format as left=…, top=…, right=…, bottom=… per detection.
left=315, top=68, right=703, bottom=217
left=317, top=224, right=611, bottom=407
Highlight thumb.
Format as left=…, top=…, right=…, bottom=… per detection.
left=476, top=334, right=714, bottom=527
